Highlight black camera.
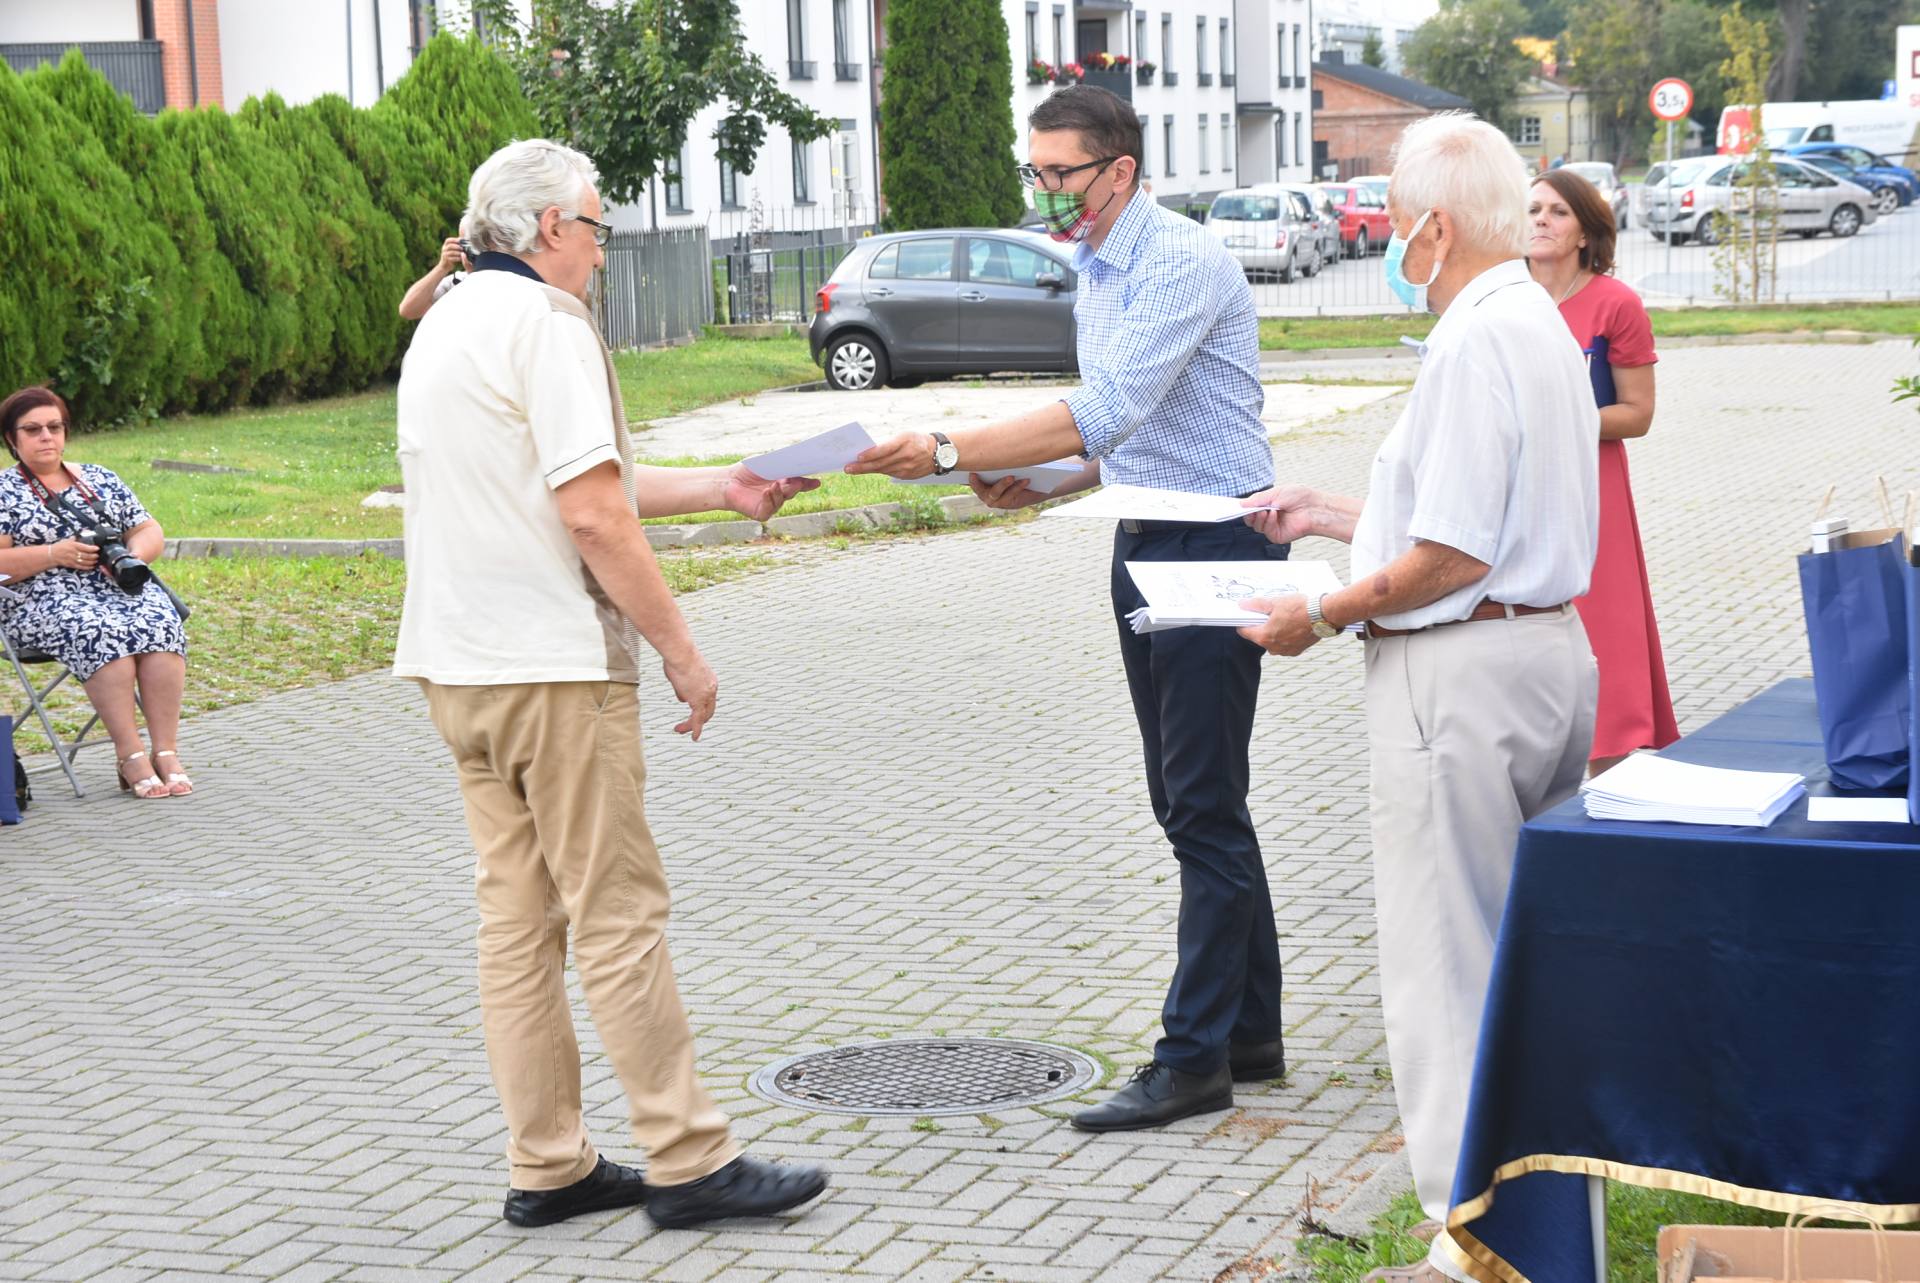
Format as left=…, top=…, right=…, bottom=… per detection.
left=51, top=491, right=190, bottom=620
left=53, top=491, right=150, bottom=593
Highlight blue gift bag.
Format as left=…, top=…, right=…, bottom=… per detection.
left=1798, top=530, right=1911, bottom=791
left=0, top=715, right=18, bottom=826
left=1907, top=553, right=1920, bottom=822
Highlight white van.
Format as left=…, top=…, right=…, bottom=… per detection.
left=1718, top=101, right=1920, bottom=162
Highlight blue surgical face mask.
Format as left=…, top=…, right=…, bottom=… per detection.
left=1384, top=209, right=1442, bottom=312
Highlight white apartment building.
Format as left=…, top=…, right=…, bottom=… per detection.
left=1311, top=0, right=1436, bottom=75
left=6, top=0, right=1307, bottom=231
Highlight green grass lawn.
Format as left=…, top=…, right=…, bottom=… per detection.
left=10, top=551, right=770, bottom=758
left=1297, top=1183, right=1909, bottom=1283
left=1260, top=301, right=1920, bottom=350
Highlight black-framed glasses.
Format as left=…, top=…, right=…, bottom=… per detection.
left=1017, top=156, right=1119, bottom=192
left=563, top=212, right=615, bottom=247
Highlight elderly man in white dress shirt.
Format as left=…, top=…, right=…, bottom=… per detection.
left=1234, top=113, right=1600, bottom=1283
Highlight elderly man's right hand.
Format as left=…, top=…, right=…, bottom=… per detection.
left=662, top=647, right=718, bottom=741
left=1242, top=483, right=1321, bottom=544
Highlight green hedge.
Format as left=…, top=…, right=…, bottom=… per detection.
left=0, top=34, right=535, bottom=426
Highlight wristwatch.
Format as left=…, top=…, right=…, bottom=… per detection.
left=930, top=431, right=959, bottom=476
left=1306, top=593, right=1339, bottom=640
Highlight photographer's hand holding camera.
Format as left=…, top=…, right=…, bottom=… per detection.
left=0, top=387, right=191, bottom=799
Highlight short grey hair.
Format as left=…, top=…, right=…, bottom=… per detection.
left=465, top=139, right=601, bottom=255
left=1387, top=113, right=1531, bottom=257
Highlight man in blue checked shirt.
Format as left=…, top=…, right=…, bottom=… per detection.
left=849, top=84, right=1286, bottom=1132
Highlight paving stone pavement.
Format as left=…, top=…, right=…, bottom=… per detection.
left=1, top=339, right=1913, bottom=1283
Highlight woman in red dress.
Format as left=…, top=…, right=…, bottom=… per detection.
left=1527, top=170, right=1678, bottom=774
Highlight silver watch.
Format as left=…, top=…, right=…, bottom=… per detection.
left=930, top=431, right=959, bottom=476
left=1306, top=593, right=1339, bottom=639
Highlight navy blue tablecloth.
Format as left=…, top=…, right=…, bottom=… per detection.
left=1445, top=679, right=1920, bottom=1283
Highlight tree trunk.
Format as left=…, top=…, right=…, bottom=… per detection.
left=1766, top=0, right=1810, bottom=100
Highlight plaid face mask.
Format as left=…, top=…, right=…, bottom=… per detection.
left=1033, top=188, right=1109, bottom=243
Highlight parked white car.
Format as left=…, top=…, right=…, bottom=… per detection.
left=1642, top=155, right=1879, bottom=245
left=1205, top=185, right=1324, bottom=282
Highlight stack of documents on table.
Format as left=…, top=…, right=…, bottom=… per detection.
left=1040, top=483, right=1277, bottom=523
left=1580, top=753, right=1805, bottom=826
left=1123, top=560, right=1343, bottom=634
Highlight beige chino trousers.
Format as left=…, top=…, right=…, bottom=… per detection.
left=1362, top=608, right=1596, bottom=1280
left=422, top=679, right=738, bottom=1191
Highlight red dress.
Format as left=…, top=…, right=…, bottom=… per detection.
left=1560, top=274, right=1679, bottom=761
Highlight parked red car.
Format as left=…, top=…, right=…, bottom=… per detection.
left=1316, top=182, right=1394, bottom=258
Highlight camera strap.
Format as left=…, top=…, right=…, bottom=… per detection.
left=16, top=463, right=99, bottom=513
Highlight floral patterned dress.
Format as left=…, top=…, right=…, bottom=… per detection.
left=0, top=464, right=187, bottom=681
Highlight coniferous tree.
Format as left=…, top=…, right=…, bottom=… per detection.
left=880, top=0, right=1025, bottom=229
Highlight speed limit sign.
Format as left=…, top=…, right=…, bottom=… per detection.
left=1649, top=77, right=1693, bottom=120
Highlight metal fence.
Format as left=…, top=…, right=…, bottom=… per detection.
left=706, top=201, right=879, bottom=324
left=1238, top=177, right=1920, bottom=316
left=593, top=227, right=713, bottom=351
left=1, top=41, right=164, bottom=113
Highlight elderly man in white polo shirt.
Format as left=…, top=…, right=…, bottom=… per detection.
left=1235, top=114, right=1599, bottom=1283
left=395, top=139, right=828, bottom=1232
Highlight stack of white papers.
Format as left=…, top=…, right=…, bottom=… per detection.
left=1581, top=754, right=1806, bottom=826
left=1040, top=483, right=1277, bottom=524
left=1123, top=560, right=1344, bottom=634
left=895, top=459, right=1086, bottom=494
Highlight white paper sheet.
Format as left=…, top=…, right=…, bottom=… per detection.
left=741, top=422, right=877, bottom=479
left=1123, top=560, right=1343, bottom=632
left=895, top=459, right=1087, bottom=495
left=1039, top=483, right=1275, bottom=524
left=1807, top=796, right=1912, bottom=824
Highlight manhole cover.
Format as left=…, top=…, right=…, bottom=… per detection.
left=750, top=1038, right=1101, bottom=1117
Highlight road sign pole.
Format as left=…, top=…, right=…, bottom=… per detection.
left=1664, top=120, right=1674, bottom=280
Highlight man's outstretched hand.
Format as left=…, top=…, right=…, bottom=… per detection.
left=847, top=432, right=937, bottom=479
left=723, top=465, right=821, bottom=521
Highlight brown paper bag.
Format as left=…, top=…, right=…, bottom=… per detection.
left=1658, top=1212, right=1920, bottom=1283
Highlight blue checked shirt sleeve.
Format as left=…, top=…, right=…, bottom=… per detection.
left=1065, top=254, right=1220, bottom=460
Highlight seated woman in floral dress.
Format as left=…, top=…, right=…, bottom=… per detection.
left=0, top=387, right=192, bottom=798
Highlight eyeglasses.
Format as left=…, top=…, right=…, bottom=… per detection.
left=1017, top=156, right=1120, bottom=192
left=563, top=212, right=615, bottom=247
left=15, top=421, right=67, bottom=435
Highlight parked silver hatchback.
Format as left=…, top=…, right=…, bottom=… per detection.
left=1205, top=185, right=1323, bottom=282
left=1280, top=183, right=1345, bottom=267
left=1643, top=155, right=1879, bottom=246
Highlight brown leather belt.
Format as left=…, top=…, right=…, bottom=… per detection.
left=1364, top=600, right=1569, bottom=640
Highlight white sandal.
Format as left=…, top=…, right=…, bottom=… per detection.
left=153, top=749, right=194, bottom=796
left=118, top=751, right=168, bottom=799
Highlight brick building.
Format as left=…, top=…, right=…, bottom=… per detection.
left=1310, top=49, right=1469, bottom=180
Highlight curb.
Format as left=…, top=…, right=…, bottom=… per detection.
left=161, top=494, right=997, bottom=560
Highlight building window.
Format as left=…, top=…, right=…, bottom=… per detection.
left=1135, top=12, right=1147, bottom=66
left=1163, top=115, right=1176, bottom=176
left=1053, top=6, right=1065, bottom=64
left=1027, top=4, right=1040, bottom=70
left=1295, top=114, right=1304, bottom=170
left=1276, top=110, right=1287, bottom=167
left=407, top=0, right=435, bottom=58
left=833, top=0, right=859, bottom=79
left=793, top=138, right=813, bottom=203
left=1219, top=19, right=1232, bottom=84
left=1161, top=13, right=1175, bottom=83
left=1137, top=114, right=1150, bottom=177
left=1277, top=26, right=1286, bottom=86
left=788, top=0, right=814, bottom=78
left=1196, top=16, right=1209, bottom=84
left=720, top=159, right=742, bottom=209
left=1220, top=112, right=1231, bottom=171
left=1198, top=115, right=1210, bottom=173
left=1292, top=24, right=1302, bottom=79
left=1518, top=116, right=1543, bottom=145
left=666, top=138, right=690, bottom=212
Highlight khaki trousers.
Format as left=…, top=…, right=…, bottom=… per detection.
left=1361, top=609, right=1596, bottom=1279
left=421, top=679, right=738, bottom=1190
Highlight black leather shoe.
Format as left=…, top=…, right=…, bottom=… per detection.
left=1071, top=1060, right=1234, bottom=1132
left=1229, top=1039, right=1287, bottom=1083
left=645, top=1155, right=829, bottom=1228
left=503, top=1155, right=648, bottom=1227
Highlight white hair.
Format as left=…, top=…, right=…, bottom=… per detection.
left=1387, top=113, right=1531, bottom=257
left=464, top=139, right=601, bottom=255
